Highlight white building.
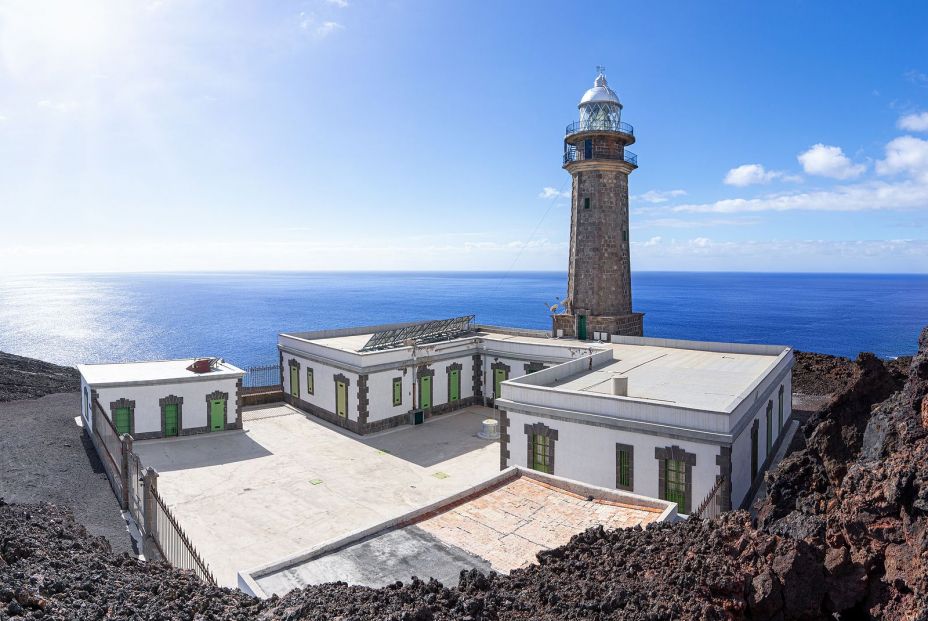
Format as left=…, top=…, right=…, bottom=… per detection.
left=78, top=359, right=245, bottom=440
left=278, top=318, right=792, bottom=513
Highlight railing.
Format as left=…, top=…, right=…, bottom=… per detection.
left=563, top=145, right=638, bottom=167
left=243, top=364, right=281, bottom=391
left=693, top=475, right=727, bottom=519
left=566, top=119, right=634, bottom=136
left=91, top=399, right=126, bottom=506
left=150, top=486, right=217, bottom=584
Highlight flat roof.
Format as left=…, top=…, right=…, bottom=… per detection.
left=252, top=471, right=668, bottom=594
left=286, top=328, right=582, bottom=354
left=543, top=343, right=778, bottom=412
left=78, top=358, right=244, bottom=385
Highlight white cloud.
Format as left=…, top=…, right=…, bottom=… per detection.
left=661, top=179, right=927, bottom=214
left=876, top=135, right=928, bottom=183
left=905, top=69, right=928, bottom=87
left=636, top=217, right=762, bottom=228
left=723, top=164, right=801, bottom=186
left=315, top=21, right=343, bottom=37
left=642, top=236, right=662, bottom=246
left=326, top=0, right=349, bottom=6
left=797, top=144, right=866, bottom=179
left=37, top=99, right=79, bottom=112
left=539, top=187, right=569, bottom=199
left=634, top=189, right=687, bottom=203
left=898, top=112, right=928, bottom=132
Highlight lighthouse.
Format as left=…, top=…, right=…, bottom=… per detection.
left=554, top=67, right=644, bottom=340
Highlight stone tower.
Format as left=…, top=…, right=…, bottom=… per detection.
left=554, top=68, right=643, bottom=340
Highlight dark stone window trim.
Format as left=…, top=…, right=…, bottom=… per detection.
left=109, top=398, right=136, bottom=436
left=524, top=421, right=558, bottom=473
left=524, top=361, right=547, bottom=374
left=205, top=390, right=229, bottom=431
left=616, top=443, right=634, bottom=491
left=333, top=373, right=351, bottom=418
left=357, top=374, right=369, bottom=425
left=471, top=354, right=483, bottom=398
left=159, top=395, right=184, bottom=437
left=447, top=362, right=463, bottom=403
left=655, top=445, right=696, bottom=513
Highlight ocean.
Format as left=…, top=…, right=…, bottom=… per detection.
left=0, top=272, right=924, bottom=369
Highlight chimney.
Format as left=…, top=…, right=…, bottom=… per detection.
left=612, top=377, right=628, bottom=396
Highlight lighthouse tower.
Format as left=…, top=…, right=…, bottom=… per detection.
left=554, top=67, right=644, bottom=340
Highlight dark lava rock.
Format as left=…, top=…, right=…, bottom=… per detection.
left=0, top=352, right=79, bottom=402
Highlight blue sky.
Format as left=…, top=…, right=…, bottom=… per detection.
left=1, top=1, right=926, bottom=273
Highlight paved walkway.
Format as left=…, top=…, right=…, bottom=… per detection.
left=132, top=404, right=500, bottom=586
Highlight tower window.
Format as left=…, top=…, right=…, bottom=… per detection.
left=622, top=229, right=628, bottom=242
left=583, top=197, right=590, bottom=209
left=583, top=139, right=592, bottom=159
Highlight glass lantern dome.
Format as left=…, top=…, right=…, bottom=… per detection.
left=578, top=71, right=622, bottom=131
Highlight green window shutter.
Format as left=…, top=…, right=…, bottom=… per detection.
left=617, top=446, right=632, bottom=489
left=164, top=404, right=178, bottom=437
left=531, top=434, right=550, bottom=474
left=306, top=368, right=314, bottom=395
left=290, top=365, right=299, bottom=397
left=419, top=376, right=432, bottom=409
left=494, top=368, right=507, bottom=399
left=766, top=402, right=773, bottom=456
left=114, top=407, right=131, bottom=435
left=393, top=378, right=402, bottom=406
left=664, top=459, right=686, bottom=513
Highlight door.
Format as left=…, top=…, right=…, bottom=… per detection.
left=336, top=381, right=347, bottom=417
left=449, top=369, right=460, bottom=402
left=114, top=406, right=131, bottom=436
left=209, top=399, right=225, bottom=431
left=494, top=368, right=507, bottom=399
left=578, top=315, right=588, bottom=340
left=664, top=459, right=687, bottom=513
left=419, top=376, right=432, bottom=409
left=290, top=365, right=299, bottom=397
left=164, top=404, right=178, bottom=437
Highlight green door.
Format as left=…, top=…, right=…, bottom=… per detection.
left=419, top=376, right=432, bottom=409
left=114, top=406, right=131, bottom=436
left=449, top=369, right=460, bottom=402
left=290, top=365, right=299, bottom=397
left=494, top=368, right=507, bottom=399
left=164, top=404, right=178, bottom=437
left=578, top=315, right=588, bottom=340
left=336, top=381, right=347, bottom=417
left=209, top=399, right=225, bottom=431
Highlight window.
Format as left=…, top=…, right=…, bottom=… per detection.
left=766, top=401, right=773, bottom=456
left=583, top=197, right=591, bottom=209
left=583, top=138, right=592, bottom=159
left=616, top=444, right=633, bottom=490
left=336, top=381, right=347, bottom=417
left=531, top=434, right=551, bottom=473
left=114, top=407, right=131, bottom=435
left=392, top=377, right=402, bottom=406
left=664, top=459, right=686, bottom=513
left=306, top=368, right=314, bottom=395
left=778, top=385, right=784, bottom=430
left=622, top=229, right=628, bottom=242
left=751, top=421, right=759, bottom=481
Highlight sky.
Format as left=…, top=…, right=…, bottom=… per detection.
left=0, top=1, right=927, bottom=274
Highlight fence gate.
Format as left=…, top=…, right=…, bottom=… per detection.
left=126, top=452, right=144, bottom=526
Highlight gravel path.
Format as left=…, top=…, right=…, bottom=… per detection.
left=0, top=391, right=133, bottom=555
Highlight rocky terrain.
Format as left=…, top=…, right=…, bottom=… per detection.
left=0, top=352, right=79, bottom=402
left=1, top=332, right=926, bottom=620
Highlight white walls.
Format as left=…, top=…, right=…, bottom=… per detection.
left=90, top=377, right=240, bottom=435
left=506, top=410, right=721, bottom=513
left=282, top=353, right=359, bottom=421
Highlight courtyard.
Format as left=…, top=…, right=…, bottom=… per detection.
left=131, top=404, right=500, bottom=586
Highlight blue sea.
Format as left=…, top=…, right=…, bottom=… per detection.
left=0, top=272, right=924, bottom=369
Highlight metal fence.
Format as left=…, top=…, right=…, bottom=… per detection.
left=693, top=476, right=727, bottom=519
left=243, top=364, right=281, bottom=390
left=91, top=399, right=125, bottom=506
left=149, top=486, right=216, bottom=584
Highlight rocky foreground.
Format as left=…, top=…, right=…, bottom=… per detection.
left=1, top=334, right=927, bottom=619
left=0, top=352, right=80, bottom=403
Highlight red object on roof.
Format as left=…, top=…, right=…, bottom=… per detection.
left=187, top=358, right=214, bottom=373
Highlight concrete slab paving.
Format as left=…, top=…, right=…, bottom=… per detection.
left=131, top=404, right=500, bottom=586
